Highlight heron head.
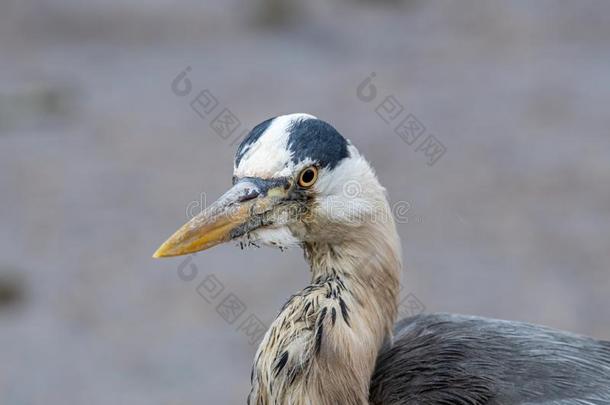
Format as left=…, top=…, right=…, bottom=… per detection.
left=153, top=113, right=386, bottom=258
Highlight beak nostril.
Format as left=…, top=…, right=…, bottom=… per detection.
left=238, top=189, right=260, bottom=203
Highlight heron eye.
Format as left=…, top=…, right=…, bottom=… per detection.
left=298, top=166, right=318, bottom=188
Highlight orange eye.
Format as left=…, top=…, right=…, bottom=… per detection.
left=298, top=166, right=318, bottom=188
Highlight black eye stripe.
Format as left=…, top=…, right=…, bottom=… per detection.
left=238, top=189, right=260, bottom=203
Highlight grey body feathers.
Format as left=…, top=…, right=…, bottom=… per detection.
left=370, top=313, right=610, bottom=405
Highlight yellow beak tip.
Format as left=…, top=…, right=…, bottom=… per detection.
left=152, top=244, right=170, bottom=259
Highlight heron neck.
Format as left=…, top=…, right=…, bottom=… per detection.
left=304, top=215, right=402, bottom=346
left=248, top=211, right=401, bottom=405
left=303, top=218, right=402, bottom=403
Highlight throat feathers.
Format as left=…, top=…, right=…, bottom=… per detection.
left=248, top=190, right=402, bottom=405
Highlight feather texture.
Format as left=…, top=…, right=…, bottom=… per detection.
left=371, top=313, right=610, bottom=405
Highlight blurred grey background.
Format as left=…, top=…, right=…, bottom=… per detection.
left=1, top=1, right=609, bottom=404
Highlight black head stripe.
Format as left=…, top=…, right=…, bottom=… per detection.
left=235, top=116, right=349, bottom=171
left=288, top=118, right=349, bottom=169
left=235, top=117, right=275, bottom=168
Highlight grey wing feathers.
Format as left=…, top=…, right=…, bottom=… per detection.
left=370, top=313, right=610, bottom=405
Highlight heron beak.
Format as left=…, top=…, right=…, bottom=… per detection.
left=153, top=178, right=288, bottom=258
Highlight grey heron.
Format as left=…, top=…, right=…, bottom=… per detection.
left=154, top=113, right=610, bottom=405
